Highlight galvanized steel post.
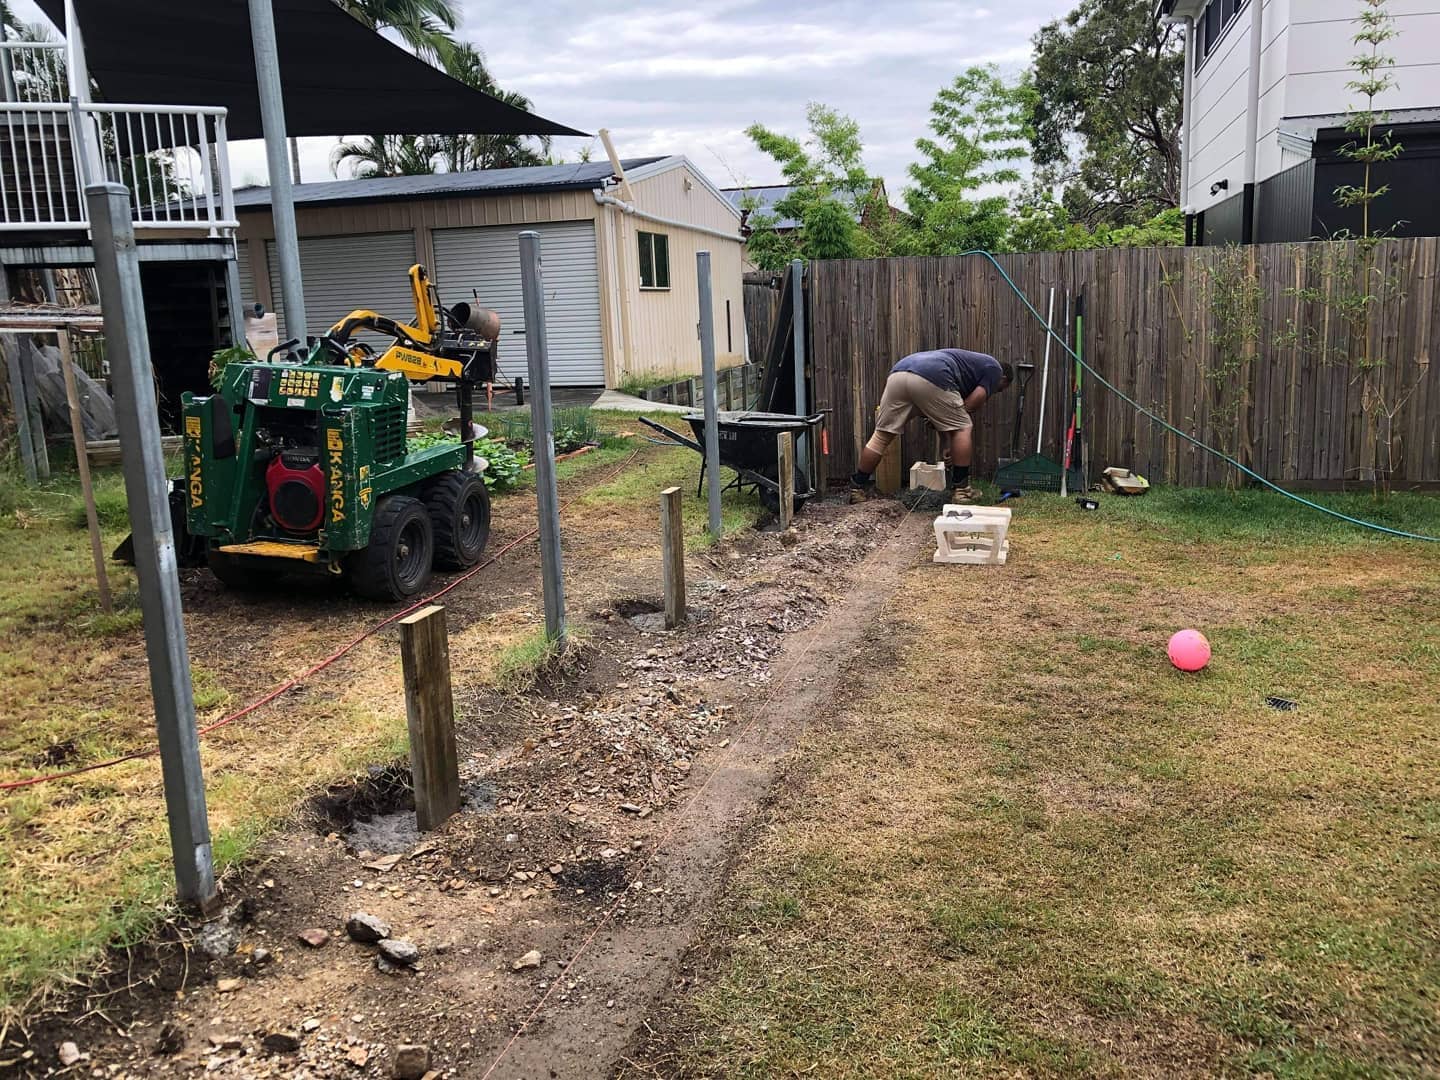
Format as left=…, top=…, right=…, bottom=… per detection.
left=87, top=183, right=216, bottom=909
left=247, top=0, right=306, bottom=339
left=519, top=231, right=566, bottom=645
left=790, top=259, right=809, bottom=478
left=697, top=251, right=723, bottom=538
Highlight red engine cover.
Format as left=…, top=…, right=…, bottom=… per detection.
left=265, top=453, right=326, bottom=534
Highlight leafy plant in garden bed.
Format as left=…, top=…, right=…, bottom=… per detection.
left=494, top=407, right=599, bottom=454
left=406, top=432, right=529, bottom=490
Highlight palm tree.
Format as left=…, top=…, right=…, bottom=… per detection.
left=335, top=0, right=459, bottom=64
left=430, top=45, right=552, bottom=172
left=295, top=0, right=460, bottom=182
left=332, top=134, right=436, bottom=178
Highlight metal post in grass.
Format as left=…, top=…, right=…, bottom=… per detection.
left=697, top=251, right=723, bottom=539
left=790, top=258, right=809, bottom=479
left=519, top=230, right=566, bottom=646
left=87, top=182, right=216, bottom=910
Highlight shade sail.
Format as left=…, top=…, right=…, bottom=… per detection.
left=35, top=0, right=585, bottom=140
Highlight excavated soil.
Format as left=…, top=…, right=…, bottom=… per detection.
left=9, top=492, right=930, bottom=1080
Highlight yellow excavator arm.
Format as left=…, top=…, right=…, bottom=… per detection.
left=326, top=264, right=464, bottom=381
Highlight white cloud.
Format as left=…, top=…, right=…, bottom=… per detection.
left=10, top=0, right=1074, bottom=197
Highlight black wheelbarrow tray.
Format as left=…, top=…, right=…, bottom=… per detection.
left=638, top=411, right=826, bottom=514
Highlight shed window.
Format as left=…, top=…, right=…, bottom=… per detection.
left=638, top=231, right=670, bottom=290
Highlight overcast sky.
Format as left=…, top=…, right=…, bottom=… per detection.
left=14, top=0, right=1073, bottom=196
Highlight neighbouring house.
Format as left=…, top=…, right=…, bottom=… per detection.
left=1162, top=0, right=1440, bottom=245
left=722, top=181, right=897, bottom=267
left=233, top=157, right=746, bottom=389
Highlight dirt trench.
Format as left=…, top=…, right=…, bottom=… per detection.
left=11, top=497, right=929, bottom=1079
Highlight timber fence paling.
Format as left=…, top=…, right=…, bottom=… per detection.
left=807, top=238, right=1440, bottom=489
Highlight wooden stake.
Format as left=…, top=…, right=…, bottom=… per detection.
left=660, top=486, right=685, bottom=629
left=3, top=334, right=40, bottom=484
left=777, top=430, right=795, bottom=530
left=399, top=605, right=461, bottom=832
left=57, top=331, right=112, bottom=614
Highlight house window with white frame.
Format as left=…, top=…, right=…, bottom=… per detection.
left=638, top=231, right=670, bottom=290
left=1194, top=0, right=1248, bottom=72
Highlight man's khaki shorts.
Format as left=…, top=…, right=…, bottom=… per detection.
left=874, top=371, right=972, bottom=434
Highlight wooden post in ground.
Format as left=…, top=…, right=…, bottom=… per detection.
left=777, top=430, right=795, bottom=530
left=3, top=334, right=40, bottom=484
left=399, top=605, right=461, bottom=832
left=57, top=331, right=112, bottom=613
left=660, top=486, right=685, bottom=629
left=17, top=338, right=50, bottom=481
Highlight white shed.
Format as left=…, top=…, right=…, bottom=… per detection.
left=233, top=156, right=747, bottom=387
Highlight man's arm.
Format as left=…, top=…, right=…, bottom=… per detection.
left=963, top=386, right=989, bottom=413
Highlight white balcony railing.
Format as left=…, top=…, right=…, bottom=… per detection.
left=0, top=40, right=68, bottom=103
left=1, top=42, right=237, bottom=236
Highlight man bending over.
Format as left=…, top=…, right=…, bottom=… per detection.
left=850, top=348, right=1012, bottom=504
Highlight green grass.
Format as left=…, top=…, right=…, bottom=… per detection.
left=626, top=490, right=1440, bottom=1079
left=491, top=627, right=564, bottom=691
left=0, top=433, right=762, bottom=1019
left=575, top=444, right=763, bottom=547
left=1056, top=483, right=1440, bottom=544
left=616, top=370, right=687, bottom=396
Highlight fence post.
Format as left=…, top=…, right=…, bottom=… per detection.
left=2, top=335, right=39, bottom=484
left=661, top=486, right=686, bottom=629
left=399, top=605, right=461, bottom=832
left=17, top=338, right=50, bottom=481
left=519, top=230, right=566, bottom=646
left=87, top=182, right=215, bottom=910
left=777, top=431, right=795, bottom=530
left=57, top=330, right=112, bottom=613
left=697, top=251, right=723, bottom=538
left=790, top=259, right=809, bottom=479
left=247, top=0, right=306, bottom=339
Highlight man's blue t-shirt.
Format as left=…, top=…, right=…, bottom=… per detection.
left=892, top=349, right=1003, bottom=397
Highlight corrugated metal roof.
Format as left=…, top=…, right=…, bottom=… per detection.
left=233, top=158, right=666, bottom=210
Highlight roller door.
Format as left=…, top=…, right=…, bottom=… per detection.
left=432, top=221, right=603, bottom=386
left=266, top=231, right=418, bottom=343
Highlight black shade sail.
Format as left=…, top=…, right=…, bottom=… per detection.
left=34, top=0, right=585, bottom=141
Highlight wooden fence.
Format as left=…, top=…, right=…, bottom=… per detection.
left=743, top=272, right=782, bottom=364
left=808, top=240, right=1440, bottom=488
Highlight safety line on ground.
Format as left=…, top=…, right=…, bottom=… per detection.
left=479, top=497, right=926, bottom=1079
left=960, top=249, right=1440, bottom=543
left=0, top=451, right=642, bottom=792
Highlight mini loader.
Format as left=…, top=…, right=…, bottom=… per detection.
left=181, top=264, right=501, bottom=601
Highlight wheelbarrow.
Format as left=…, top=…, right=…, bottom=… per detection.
left=638, top=410, right=826, bottom=515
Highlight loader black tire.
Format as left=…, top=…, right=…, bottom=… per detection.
left=425, top=470, right=491, bottom=571
left=205, top=548, right=274, bottom=591
left=349, top=495, right=434, bottom=601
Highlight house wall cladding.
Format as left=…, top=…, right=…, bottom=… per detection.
left=809, top=240, right=1440, bottom=489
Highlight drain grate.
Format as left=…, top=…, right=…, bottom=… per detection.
left=1265, top=696, right=1298, bottom=712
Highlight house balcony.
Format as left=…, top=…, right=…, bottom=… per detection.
left=1, top=40, right=237, bottom=244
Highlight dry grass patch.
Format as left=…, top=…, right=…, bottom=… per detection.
left=0, top=438, right=738, bottom=1017
left=629, top=490, right=1440, bottom=1079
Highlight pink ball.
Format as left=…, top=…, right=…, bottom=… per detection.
left=1168, top=629, right=1211, bottom=672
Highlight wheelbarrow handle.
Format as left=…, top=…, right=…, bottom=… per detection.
left=637, top=415, right=705, bottom=454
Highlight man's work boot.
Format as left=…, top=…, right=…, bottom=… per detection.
left=848, top=474, right=875, bottom=504
left=951, top=484, right=979, bottom=504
